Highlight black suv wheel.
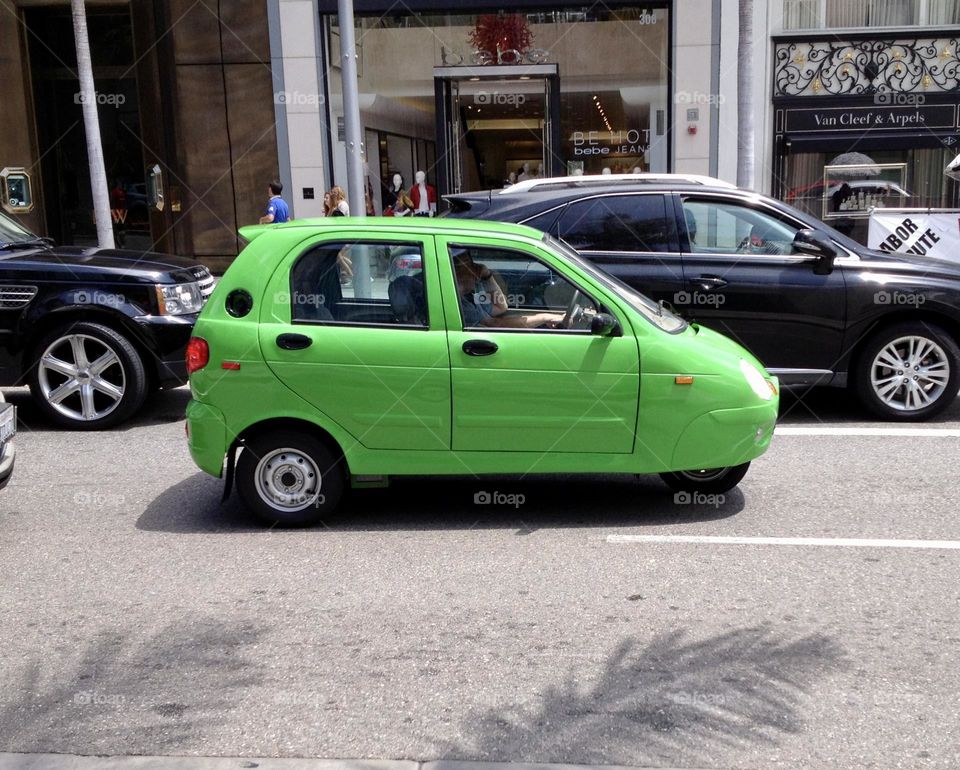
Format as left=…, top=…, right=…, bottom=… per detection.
left=28, top=322, right=149, bottom=429
left=854, top=321, right=960, bottom=421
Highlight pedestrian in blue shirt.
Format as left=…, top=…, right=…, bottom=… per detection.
left=259, top=180, right=290, bottom=224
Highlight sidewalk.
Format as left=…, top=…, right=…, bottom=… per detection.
left=0, top=756, right=708, bottom=770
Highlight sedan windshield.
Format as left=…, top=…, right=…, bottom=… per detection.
left=543, top=233, right=687, bottom=333
left=0, top=211, right=42, bottom=248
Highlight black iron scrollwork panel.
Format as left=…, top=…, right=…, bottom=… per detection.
left=775, top=38, right=960, bottom=96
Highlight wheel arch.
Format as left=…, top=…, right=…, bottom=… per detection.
left=232, top=416, right=350, bottom=473
left=847, top=309, right=960, bottom=381
left=21, top=308, right=160, bottom=385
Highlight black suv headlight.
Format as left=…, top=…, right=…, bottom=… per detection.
left=155, top=282, right=204, bottom=315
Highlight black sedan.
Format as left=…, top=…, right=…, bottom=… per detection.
left=0, top=211, right=213, bottom=429
left=447, top=174, right=960, bottom=421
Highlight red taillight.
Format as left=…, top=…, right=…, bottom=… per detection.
left=186, top=337, right=209, bottom=374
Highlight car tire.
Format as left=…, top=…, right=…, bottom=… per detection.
left=28, top=321, right=149, bottom=430
left=853, top=321, right=960, bottom=421
left=236, top=430, right=345, bottom=526
left=659, top=462, right=751, bottom=494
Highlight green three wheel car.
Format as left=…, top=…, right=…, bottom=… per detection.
left=185, top=218, right=779, bottom=526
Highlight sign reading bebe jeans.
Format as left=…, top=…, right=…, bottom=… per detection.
left=867, top=210, right=960, bottom=262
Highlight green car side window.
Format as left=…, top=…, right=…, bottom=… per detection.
left=289, top=240, right=428, bottom=327
left=449, top=244, right=600, bottom=332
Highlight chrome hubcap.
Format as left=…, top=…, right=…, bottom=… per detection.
left=38, top=334, right=125, bottom=422
left=253, top=448, right=322, bottom=512
left=870, top=335, right=950, bottom=412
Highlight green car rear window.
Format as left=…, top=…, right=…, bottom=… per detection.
left=290, top=241, right=428, bottom=328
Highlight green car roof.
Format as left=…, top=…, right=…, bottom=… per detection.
left=239, top=216, right=542, bottom=244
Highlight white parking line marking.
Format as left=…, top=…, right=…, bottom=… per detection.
left=607, top=535, right=960, bottom=550
left=775, top=426, right=960, bottom=437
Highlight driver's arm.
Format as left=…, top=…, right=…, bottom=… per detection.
left=479, top=311, right=561, bottom=329
left=478, top=270, right=508, bottom=316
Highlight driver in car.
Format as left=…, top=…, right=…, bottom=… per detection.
left=741, top=221, right=792, bottom=255
left=454, top=256, right=565, bottom=329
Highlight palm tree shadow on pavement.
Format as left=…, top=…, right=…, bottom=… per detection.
left=434, top=626, right=847, bottom=767
left=0, top=617, right=265, bottom=755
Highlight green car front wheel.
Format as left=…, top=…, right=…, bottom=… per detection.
left=659, top=462, right=751, bottom=495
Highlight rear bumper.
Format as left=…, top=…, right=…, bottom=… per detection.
left=186, top=399, right=227, bottom=477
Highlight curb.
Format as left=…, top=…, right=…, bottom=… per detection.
left=0, top=755, right=711, bottom=770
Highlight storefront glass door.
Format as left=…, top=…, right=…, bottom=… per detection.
left=435, top=65, right=561, bottom=194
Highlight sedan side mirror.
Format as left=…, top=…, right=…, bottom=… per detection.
left=591, top=312, right=621, bottom=337
left=793, top=228, right=838, bottom=275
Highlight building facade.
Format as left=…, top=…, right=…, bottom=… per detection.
left=269, top=0, right=725, bottom=218
left=0, top=0, right=279, bottom=271
left=761, top=0, right=960, bottom=243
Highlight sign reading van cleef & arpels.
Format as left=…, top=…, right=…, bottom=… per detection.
left=784, top=103, right=958, bottom=133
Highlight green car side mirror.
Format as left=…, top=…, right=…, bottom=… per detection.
left=591, top=312, right=621, bottom=337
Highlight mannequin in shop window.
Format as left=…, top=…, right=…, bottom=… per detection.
left=517, top=162, right=532, bottom=182
left=383, top=173, right=413, bottom=217
left=410, top=170, right=436, bottom=217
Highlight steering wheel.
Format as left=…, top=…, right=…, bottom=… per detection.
left=561, top=289, right=583, bottom=329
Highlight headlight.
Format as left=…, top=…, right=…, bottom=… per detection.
left=156, top=282, right=203, bottom=315
left=740, top=358, right=775, bottom=401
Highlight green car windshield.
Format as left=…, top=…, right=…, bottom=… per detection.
left=543, top=233, right=687, bottom=333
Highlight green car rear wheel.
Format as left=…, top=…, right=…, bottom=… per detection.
left=236, top=429, right=344, bottom=526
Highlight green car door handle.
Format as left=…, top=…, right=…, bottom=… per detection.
left=276, top=333, right=312, bottom=350
left=462, top=339, right=499, bottom=357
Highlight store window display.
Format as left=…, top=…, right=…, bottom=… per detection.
left=384, top=173, right=414, bottom=217
left=324, top=8, right=670, bottom=195
left=410, top=171, right=437, bottom=217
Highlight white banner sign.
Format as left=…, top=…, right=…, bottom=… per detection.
left=867, top=210, right=960, bottom=262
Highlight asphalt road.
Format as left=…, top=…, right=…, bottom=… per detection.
left=1, top=384, right=959, bottom=769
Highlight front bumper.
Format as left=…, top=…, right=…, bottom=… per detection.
left=671, top=400, right=779, bottom=471
left=133, top=313, right=198, bottom=386
left=0, top=441, right=15, bottom=490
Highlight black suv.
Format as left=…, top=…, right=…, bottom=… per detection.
left=447, top=174, right=960, bottom=421
left=0, top=211, right=213, bottom=428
